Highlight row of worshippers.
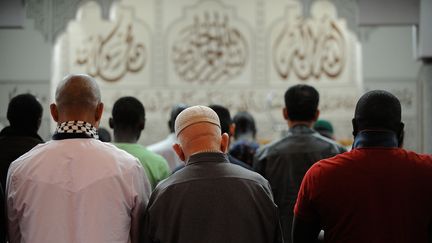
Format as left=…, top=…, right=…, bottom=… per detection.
left=0, top=93, right=261, bottom=192
left=0, top=74, right=431, bottom=243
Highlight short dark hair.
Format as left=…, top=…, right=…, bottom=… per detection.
left=233, top=111, right=256, bottom=139
left=169, top=104, right=189, bottom=133
left=354, top=90, right=402, bottom=132
left=97, top=127, right=112, bottom=142
left=7, top=94, right=43, bottom=132
left=112, top=96, right=145, bottom=129
left=284, top=84, right=319, bottom=121
left=209, top=104, right=231, bottom=135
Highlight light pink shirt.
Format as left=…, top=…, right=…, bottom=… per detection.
left=6, top=139, right=151, bottom=243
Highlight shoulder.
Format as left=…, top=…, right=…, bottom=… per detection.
left=228, top=155, right=252, bottom=170
left=310, top=132, right=346, bottom=152
left=255, top=137, right=288, bottom=160
left=304, top=151, right=350, bottom=179
left=60, top=140, right=143, bottom=170
left=160, top=161, right=269, bottom=188
left=143, top=147, right=168, bottom=163
left=399, top=149, right=432, bottom=168
left=229, top=162, right=269, bottom=183
left=7, top=140, right=55, bottom=178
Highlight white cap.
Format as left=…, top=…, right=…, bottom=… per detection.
left=174, top=105, right=221, bottom=137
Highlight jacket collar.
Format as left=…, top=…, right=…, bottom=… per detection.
left=352, top=130, right=398, bottom=149
left=288, top=124, right=315, bottom=135
left=187, top=152, right=229, bottom=166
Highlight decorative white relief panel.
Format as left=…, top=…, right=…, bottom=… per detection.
left=53, top=1, right=152, bottom=87
left=52, top=0, right=363, bottom=145
left=164, top=0, right=254, bottom=86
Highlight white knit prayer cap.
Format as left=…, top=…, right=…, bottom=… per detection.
left=175, top=105, right=221, bottom=137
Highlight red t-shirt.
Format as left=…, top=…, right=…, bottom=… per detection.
left=294, top=148, right=432, bottom=242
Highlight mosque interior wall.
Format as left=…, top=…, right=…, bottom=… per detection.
left=0, top=0, right=425, bottom=152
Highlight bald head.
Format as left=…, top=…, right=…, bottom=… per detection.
left=55, top=74, right=101, bottom=109
left=51, top=74, right=103, bottom=126
left=172, top=106, right=228, bottom=162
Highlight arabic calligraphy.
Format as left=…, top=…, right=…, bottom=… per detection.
left=172, top=12, right=248, bottom=83
left=273, top=17, right=346, bottom=80
left=75, top=20, right=146, bottom=82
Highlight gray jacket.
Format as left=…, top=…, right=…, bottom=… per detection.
left=254, top=125, right=346, bottom=242
left=144, top=152, right=283, bottom=243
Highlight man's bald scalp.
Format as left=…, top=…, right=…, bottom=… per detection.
left=55, top=74, right=101, bottom=111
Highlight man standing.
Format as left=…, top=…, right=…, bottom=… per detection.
left=293, top=90, right=432, bottom=242
left=144, top=105, right=282, bottom=243
left=0, top=94, right=44, bottom=192
left=209, top=104, right=252, bottom=169
left=6, top=74, right=151, bottom=243
left=254, top=84, right=345, bottom=242
left=148, top=104, right=188, bottom=171
left=110, top=96, right=170, bottom=189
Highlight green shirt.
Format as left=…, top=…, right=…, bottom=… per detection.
left=114, top=143, right=170, bottom=189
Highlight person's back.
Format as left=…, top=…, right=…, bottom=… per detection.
left=254, top=84, right=345, bottom=242
left=0, top=94, right=44, bottom=191
left=6, top=75, right=151, bottom=243
left=293, top=90, right=432, bottom=242
left=144, top=106, right=282, bottom=243
left=147, top=153, right=279, bottom=243
left=298, top=147, right=432, bottom=242
left=8, top=139, right=149, bottom=242
left=110, top=96, right=170, bottom=189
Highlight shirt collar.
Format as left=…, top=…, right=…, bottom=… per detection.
left=187, top=152, right=228, bottom=166
left=52, top=120, right=99, bottom=140
left=288, top=124, right=315, bottom=135
left=352, top=130, right=398, bottom=149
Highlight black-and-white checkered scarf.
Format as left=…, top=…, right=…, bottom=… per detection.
left=53, top=120, right=99, bottom=139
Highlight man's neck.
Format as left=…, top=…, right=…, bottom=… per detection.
left=353, top=130, right=399, bottom=149
left=288, top=120, right=314, bottom=128
left=113, top=131, right=139, bottom=143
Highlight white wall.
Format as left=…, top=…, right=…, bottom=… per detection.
left=362, top=26, right=420, bottom=81
left=0, top=2, right=425, bottom=151
left=0, top=19, right=52, bottom=81
left=0, top=19, right=52, bottom=140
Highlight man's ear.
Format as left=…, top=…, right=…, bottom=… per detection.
left=173, top=143, right=186, bottom=162
left=109, top=118, right=114, bottom=129
left=229, top=123, right=235, bottom=137
left=95, top=103, right=104, bottom=124
left=168, top=120, right=173, bottom=132
left=220, top=133, right=229, bottom=153
left=313, top=110, right=320, bottom=122
left=352, top=118, right=358, bottom=137
left=283, top=107, right=289, bottom=121
left=50, top=103, right=59, bottom=123
left=397, top=122, right=405, bottom=148
left=139, top=118, right=145, bottom=131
